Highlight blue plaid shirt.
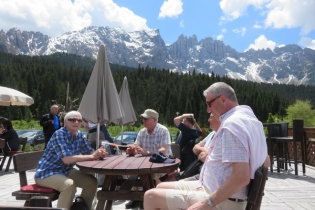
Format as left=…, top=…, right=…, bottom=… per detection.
left=34, top=127, right=94, bottom=180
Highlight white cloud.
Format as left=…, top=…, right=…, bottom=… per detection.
left=219, top=0, right=269, bottom=22
left=245, top=34, right=276, bottom=51
left=265, top=0, right=315, bottom=35
left=179, top=20, right=184, bottom=28
left=219, top=0, right=315, bottom=35
left=298, top=37, right=315, bottom=50
left=221, top=28, right=227, bottom=33
left=0, top=0, right=149, bottom=37
left=254, top=21, right=262, bottom=28
left=232, top=27, right=247, bottom=36
left=158, top=0, right=183, bottom=18
left=217, top=34, right=224, bottom=40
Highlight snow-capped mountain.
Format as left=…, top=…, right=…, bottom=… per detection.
left=1, top=26, right=315, bottom=85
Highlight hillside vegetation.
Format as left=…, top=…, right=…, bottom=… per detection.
left=1, top=51, right=315, bottom=127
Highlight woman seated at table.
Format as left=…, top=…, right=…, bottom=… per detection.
left=0, top=119, right=19, bottom=153
left=34, top=111, right=108, bottom=210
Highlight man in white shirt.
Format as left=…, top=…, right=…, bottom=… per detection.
left=144, top=82, right=268, bottom=210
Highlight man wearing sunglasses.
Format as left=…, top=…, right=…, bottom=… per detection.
left=144, top=82, right=268, bottom=210
left=35, top=111, right=107, bottom=210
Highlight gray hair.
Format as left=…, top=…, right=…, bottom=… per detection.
left=64, top=111, right=82, bottom=121
left=203, top=82, right=238, bottom=102
left=50, top=104, right=59, bottom=110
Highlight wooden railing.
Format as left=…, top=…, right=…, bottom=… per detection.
left=287, top=127, right=315, bottom=167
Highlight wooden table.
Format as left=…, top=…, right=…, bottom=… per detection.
left=76, top=154, right=180, bottom=210
left=263, top=123, right=284, bottom=173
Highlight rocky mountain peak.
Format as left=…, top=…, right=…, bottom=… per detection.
left=0, top=26, right=314, bottom=85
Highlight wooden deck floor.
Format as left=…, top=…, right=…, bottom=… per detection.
left=1, top=158, right=315, bottom=210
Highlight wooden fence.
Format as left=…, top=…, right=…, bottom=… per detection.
left=287, top=127, right=315, bottom=167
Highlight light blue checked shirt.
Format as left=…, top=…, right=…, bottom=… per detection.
left=34, top=127, right=94, bottom=180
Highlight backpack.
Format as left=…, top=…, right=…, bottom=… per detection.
left=179, top=159, right=203, bottom=179
left=70, top=197, right=89, bottom=210
left=179, top=139, right=198, bottom=171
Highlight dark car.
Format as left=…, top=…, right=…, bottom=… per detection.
left=18, top=129, right=45, bottom=146
left=114, top=131, right=138, bottom=145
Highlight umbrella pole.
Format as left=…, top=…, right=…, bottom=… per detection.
left=121, top=125, right=124, bottom=144
left=97, top=123, right=100, bottom=150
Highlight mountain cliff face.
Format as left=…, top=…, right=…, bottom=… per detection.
left=1, top=26, right=315, bottom=85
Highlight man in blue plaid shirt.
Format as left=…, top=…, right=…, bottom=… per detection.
left=35, top=111, right=107, bottom=210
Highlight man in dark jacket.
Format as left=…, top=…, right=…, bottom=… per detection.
left=40, top=105, right=60, bottom=149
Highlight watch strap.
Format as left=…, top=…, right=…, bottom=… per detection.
left=206, top=197, right=214, bottom=207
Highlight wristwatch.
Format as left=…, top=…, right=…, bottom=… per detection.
left=206, top=197, right=215, bottom=207
left=147, top=151, right=150, bottom=156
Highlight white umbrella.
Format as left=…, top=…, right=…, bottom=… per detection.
left=0, top=86, right=34, bottom=106
left=112, top=77, right=137, bottom=143
left=78, top=45, right=124, bottom=149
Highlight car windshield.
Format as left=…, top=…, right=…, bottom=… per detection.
left=16, top=130, right=30, bottom=136
left=115, top=133, right=137, bottom=142
left=19, top=131, right=37, bottom=138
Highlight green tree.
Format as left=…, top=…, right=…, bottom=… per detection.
left=286, top=100, right=315, bottom=126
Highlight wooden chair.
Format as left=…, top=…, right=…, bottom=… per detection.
left=0, top=138, right=5, bottom=162
left=246, top=165, right=268, bottom=210
left=273, top=119, right=306, bottom=176
left=12, top=151, right=59, bottom=207
left=0, top=137, right=27, bottom=172
left=170, top=144, right=180, bottom=159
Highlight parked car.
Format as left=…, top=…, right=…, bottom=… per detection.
left=81, top=131, right=88, bottom=140
left=17, top=129, right=45, bottom=146
left=113, top=131, right=138, bottom=145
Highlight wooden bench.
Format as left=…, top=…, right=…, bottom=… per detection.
left=12, top=151, right=59, bottom=207
left=0, top=207, right=66, bottom=210
left=0, top=137, right=27, bottom=172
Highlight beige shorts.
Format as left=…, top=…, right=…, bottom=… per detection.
left=165, top=181, right=247, bottom=210
left=165, top=181, right=208, bottom=209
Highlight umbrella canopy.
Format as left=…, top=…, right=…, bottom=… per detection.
left=112, top=77, right=137, bottom=126
left=78, top=45, right=124, bottom=124
left=0, top=86, right=34, bottom=106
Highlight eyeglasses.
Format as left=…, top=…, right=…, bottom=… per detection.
left=142, top=117, right=151, bottom=121
left=67, top=118, right=83, bottom=123
left=206, top=95, right=221, bottom=108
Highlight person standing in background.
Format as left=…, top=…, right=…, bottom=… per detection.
left=174, top=113, right=203, bottom=171
left=40, top=105, right=60, bottom=149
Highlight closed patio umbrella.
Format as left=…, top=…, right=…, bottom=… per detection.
left=0, top=86, right=34, bottom=106
left=112, top=77, right=137, bottom=142
left=78, top=45, right=124, bottom=149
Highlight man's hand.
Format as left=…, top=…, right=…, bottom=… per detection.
left=187, top=200, right=212, bottom=210
left=135, top=145, right=145, bottom=155
left=92, top=148, right=107, bottom=160
left=198, top=150, right=208, bottom=162
left=126, top=146, right=136, bottom=155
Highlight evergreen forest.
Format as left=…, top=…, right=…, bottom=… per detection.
left=1, top=51, right=315, bottom=127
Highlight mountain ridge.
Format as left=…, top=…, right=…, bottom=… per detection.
left=1, top=26, right=315, bottom=85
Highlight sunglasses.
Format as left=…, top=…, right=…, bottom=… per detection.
left=206, top=95, right=221, bottom=108
left=67, top=118, right=83, bottom=123
left=142, top=117, right=151, bottom=121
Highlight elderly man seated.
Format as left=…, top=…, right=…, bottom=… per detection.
left=34, top=111, right=107, bottom=210
left=125, top=109, right=172, bottom=209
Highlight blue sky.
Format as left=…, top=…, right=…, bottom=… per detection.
left=0, top=0, right=314, bottom=52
